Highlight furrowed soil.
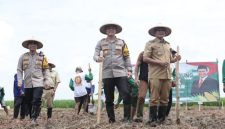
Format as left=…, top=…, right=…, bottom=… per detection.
left=1, top=107, right=225, bottom=129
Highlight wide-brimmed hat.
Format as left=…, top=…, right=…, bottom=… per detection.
left=100, top=23, right=122, bottom=34
left=75, top=67, right=83, bottom=72
left=22, top=39, right=43, bottom=49
left=148, top=26, right=171, bottom=37
left=48, top=63, right=56, bottom=68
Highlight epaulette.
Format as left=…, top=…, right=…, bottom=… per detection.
left=165, top=41, right=170, bottom=44
left=147, top=39, right=155, bottom=44
left=24, top=52, right=29, bottom=56
left=100, top=38, right=106, bottom=42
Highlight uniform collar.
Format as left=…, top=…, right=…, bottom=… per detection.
left=105, top=37, right=118, bottom=42
left=154, top=38, right=169, bottom=44
left=27, top=52, right=38, bottom=56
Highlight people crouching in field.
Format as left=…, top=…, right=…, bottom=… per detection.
left=69, top=66, right=93, bottom=115
left=13, top=74, right=25, bottom=121
left=0, top=86, right=9, bottom=116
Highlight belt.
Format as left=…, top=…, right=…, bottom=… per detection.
left=44, top=87, right=54, bottom=90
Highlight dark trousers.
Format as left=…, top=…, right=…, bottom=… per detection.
left=14, top=96, right=25, bottom=119
left=74, top=95, right=88, bottom=114
left=24, top=87, right=43, bottom=120
left=166, top=88, right=172, bottom=116
left=103, top=77, right=131, bottom=121
left=86, top=95, right=91, bottom=112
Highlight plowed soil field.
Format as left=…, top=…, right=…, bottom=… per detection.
left=1, top=107, right=225, bottom=129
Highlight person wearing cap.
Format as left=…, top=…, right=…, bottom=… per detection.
left=17, top=39, right=50, bottom=125
left=143, top=25, right=181, bottom=126
left=133, top=51, right=149, bottom=122
left=42, top=62, right=60, bottom=121
left=69, top=67, right=93, bottom=115
left=93, top=23, right=132, bottom=123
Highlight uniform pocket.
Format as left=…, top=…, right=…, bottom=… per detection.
left=153, top=46, right=163, bottom=56
left=102, top=46, right=109, bottom=57
left=115, top=45, right=122, bottom=55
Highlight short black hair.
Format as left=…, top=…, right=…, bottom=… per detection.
left=197, top=65, right=208, bottom=70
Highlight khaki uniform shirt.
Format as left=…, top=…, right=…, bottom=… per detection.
left=144, top=38, right=172, bottom=79
left=17, top=52, right=50, bottom=88
left=49, top=70, right=60, bottom=88
left=93, top=38, right=132, bottom=79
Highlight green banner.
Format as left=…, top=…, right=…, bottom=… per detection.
left=173, top=62, right=220, bottom=102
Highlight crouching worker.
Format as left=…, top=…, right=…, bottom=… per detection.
left=0, top=86, right=9, bottom=116
left=69, top=67, right=93, bottom=115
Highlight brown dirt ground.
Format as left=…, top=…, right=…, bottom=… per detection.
left=1, top=107, right=225, bottom=129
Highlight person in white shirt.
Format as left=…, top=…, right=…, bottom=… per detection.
left=69, top=67, right=93, bottom=115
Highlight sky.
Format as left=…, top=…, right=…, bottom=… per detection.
left=0, top=0, right=225, bottom=100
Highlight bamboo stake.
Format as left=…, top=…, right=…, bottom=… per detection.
left=185, top=101, right=188, bottom=110
left=97, top=51, right=103, bottom=124
left=198, top=102, right=201, bottom=111
left=175, top=46, right=180, bottom=124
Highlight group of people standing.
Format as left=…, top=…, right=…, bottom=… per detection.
left=1, top=22, right=181, bottom=127
left=2, top=22, right=225, bottom=127
left=93, top=22, right=181, bottom=127
left=14, top=39, right=61, bottom=125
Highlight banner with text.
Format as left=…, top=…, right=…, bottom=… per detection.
left=172, top=61, right=220, bottom=102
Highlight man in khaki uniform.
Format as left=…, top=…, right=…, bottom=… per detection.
left=143, top=25, right=181, bottom=126
left=17, top=39, right=50, bottom=125
left=42, top=62, right=60, bottom=120
left=93, top=23, right=132, bottom=123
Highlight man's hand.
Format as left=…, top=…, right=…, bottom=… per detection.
left=98, top=57, right=104, bottom=62
left=175, top=55, right=181, bottom=61
left=18, top=80, right=22, bottom=88
left=135, top=78, right=140, bottom=86
left=171, top=81, right=176, bottom=87
left=114, top=104, right=119, bottom=109
left=127, top=72, right=132, bottom=78
left=158, top=61, right=169, bottom=68
left=51, top=90, right=55, bottom=96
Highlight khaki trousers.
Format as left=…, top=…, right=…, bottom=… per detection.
left=42, top=89, right=54, bottom=108
left=149, top=79, right=171, bottom=106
